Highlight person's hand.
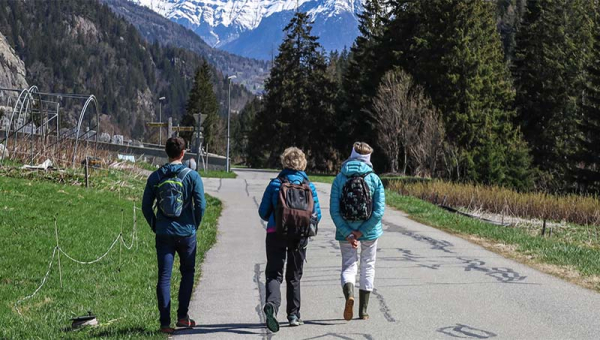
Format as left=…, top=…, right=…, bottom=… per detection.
left=351, top=230, right=363, bottom=239
left=346, top=234, right=359, bottom=248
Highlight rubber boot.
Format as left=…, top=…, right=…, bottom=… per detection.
left=359, top=289, right=370, bottom=320
left=343, top=283, right=354, bottom=321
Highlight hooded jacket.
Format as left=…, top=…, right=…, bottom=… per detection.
left=142, top=163, right=206, bottom=236
left=258, top=169, right=322, bottom=233
left=330, top=160, right=385, bottom=241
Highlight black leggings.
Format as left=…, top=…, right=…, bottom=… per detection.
left=264, top=233, right=307, bottom=319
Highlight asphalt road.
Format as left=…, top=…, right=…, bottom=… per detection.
left=177, top=169, right=600, bottom=339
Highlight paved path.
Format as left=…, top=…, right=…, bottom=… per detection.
left=178, top=169, right=600, bottom=339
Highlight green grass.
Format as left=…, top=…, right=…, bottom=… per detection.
left=0, top=170, right=222, bottom=339
left=199, top=170, right=237, bottom=179
left=307, top=174, right=335, bottom=184
left=386, top=190, right=600, bottom=289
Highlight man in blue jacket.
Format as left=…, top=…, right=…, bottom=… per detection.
left=142, top=137, right=206, bottom=334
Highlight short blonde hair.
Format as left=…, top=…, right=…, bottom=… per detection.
left=353, top=142, right=373, bottom=155
left=280, top=147, right=307, bottom=171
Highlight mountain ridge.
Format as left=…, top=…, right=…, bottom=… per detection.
left=129, top=0, right=363, bottom=60
left=102, top=0, right=270, bottom=92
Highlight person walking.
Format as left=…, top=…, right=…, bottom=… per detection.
left=142, top=137, right=206, bottom=334
left=258, top=147, right=322, bottom=332
left=330, top=142, right=385, bottom=321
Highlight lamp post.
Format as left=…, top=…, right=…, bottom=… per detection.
left=226, top=75, right=236, bottom=172
left=159, top=96, right=166, bottom=145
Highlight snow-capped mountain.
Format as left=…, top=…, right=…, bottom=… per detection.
left=129, top=0, right=364, bottom=60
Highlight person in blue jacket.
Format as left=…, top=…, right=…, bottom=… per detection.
left=330, top=142, right=385, bottom=321
left=142, top=137, right=206, bottom=334
left=258, top=147, right=322, bottom=332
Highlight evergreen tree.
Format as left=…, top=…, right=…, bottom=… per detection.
left=185, top=60, right=219, bottom=151
left=513, top=0, right=595, bottom=189
left=577, top=11, right=600, bottom=191
left=382, top=0, right=532, bottom=187
left=249, top=12, right=337, bottom=171
left=338, top=0, right=389, bottom=155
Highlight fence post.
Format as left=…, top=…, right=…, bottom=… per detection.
left=541, top=218, right=547, bottom=236
left=54, top=216, right=63, bottom=288
left=84, top=157, right=89, bottom=188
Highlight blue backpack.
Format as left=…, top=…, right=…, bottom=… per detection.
left=155, top=168, right=192, bottom=217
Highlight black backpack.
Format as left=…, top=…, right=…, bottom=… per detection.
left=340, top=172, right=373, bottom=221
left=274, top=176, right=317, bottom=239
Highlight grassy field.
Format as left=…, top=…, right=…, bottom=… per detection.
left=0, top=168, right=222, bottom=339
left=386, top=190, right=600, bottom=291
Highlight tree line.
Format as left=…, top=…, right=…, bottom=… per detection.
left=231, top=0, right=600, bottom=194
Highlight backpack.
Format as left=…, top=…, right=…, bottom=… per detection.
left=340, top=172, right=373, bottom=221
left=155, top=168, right=192, bottom=218
left=274, top=176, right=317, bottom=239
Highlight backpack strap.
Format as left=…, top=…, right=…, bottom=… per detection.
left=347, top=171, right=373, bottom=178
left=178, top=167, right=192, bottom=181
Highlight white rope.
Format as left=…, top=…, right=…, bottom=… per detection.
left=15, top=203, right=142, bottom=315
left=58, top=235, right=121, bottom=265
left=14, top=247, right=57, bottom=316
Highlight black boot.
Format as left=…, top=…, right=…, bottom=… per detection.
left=343, top=283, right=354, bottom=321
left=359, top=290, right=370, bottom=320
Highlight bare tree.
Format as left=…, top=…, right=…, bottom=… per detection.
left=371, top=69, right=443, bottom=175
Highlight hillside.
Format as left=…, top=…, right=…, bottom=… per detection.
left=0, top=0, right=253, bottom=140
left=101, top=0, right=270, bottom=92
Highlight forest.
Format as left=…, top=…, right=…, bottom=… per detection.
left=233, top=0, right=600, bottom=194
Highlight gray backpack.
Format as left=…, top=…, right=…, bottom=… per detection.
left=155, top=168, right=192, bottom=217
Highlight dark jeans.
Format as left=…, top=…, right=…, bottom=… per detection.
left=155, top=234, right=197, bottom=327
left=264, top=233, right=307, bottom=319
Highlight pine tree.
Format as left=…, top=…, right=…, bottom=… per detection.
left=577, top=10, right=600, bottom=192
left=185, top=60, right=219, bottom=151
left=249, top=12, right=337, bottom=171
left=338, top=0, right=389, bottom=155
left=513, top=0, right=594, bottom=189
left=382, top=0, right=532, bottom=187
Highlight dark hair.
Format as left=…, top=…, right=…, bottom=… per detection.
left=165, top=137, right=186, bottom=159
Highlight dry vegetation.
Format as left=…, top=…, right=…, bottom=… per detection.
left=388, top=180, right=600, bottom=233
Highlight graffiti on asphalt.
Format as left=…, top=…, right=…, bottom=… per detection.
left=437, top=324, right=497, bottom=339
left=458, top=257, right=527, bottom=283
left=384, top=221, right=454, bottom=253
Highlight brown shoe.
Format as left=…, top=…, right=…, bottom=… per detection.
left=176, top=316, right=196, bottom=328
left=160, top=326, right=175, bottom=334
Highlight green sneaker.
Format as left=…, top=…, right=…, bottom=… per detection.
left=263, top=303, right=280, bottom=333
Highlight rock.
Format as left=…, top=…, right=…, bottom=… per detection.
left=0, top=32, right=28, bottom=92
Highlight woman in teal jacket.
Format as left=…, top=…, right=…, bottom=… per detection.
left=330, top=142, right=385, bottom=321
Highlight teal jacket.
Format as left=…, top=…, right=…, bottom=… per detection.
left=330, top=160, right=385, bottom=241
left=142, top=163, right=206, bottom=237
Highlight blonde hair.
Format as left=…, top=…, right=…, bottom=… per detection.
left=353, top=142, right=373, bottom=155
left=280, top=147, right=307, bottom=171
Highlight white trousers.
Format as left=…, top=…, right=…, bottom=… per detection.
left=340, top=239, right=378, bottom=291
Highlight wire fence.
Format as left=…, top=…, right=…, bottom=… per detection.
left=13, top=193, right=142, bottom=316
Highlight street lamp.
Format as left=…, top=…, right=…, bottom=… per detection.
left=159, top=96, right=166, bottom=145
left=226, top=75, right=236, bottom=172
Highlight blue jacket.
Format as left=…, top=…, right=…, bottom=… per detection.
left=330, top=160, right=385, bottom=241
left=258, top=169, right=322, bottom=232
left=142, top=163, right=206, bottom=236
